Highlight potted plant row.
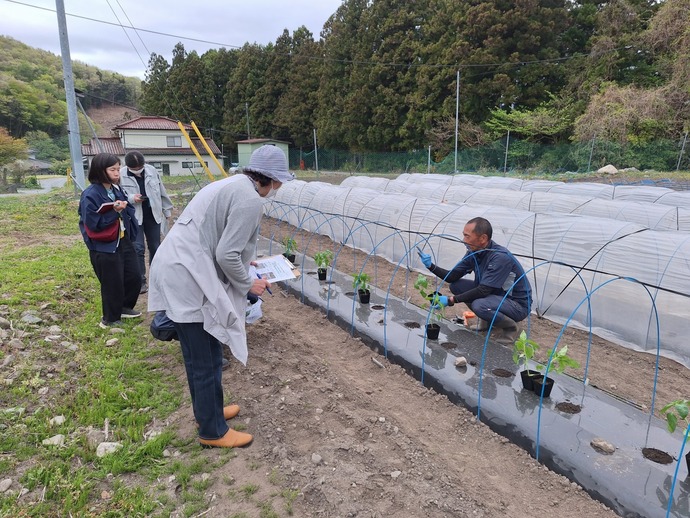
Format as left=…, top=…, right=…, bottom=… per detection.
left=513, top=331, right=580, bottom=397
left=353, top=272, right=371, bottom=304
left=414, top=274, right=444, bottom=340
left=314, top=249, right=333, bottom=280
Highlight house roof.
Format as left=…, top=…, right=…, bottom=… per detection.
left=81, top=137, right=221, bottom=157
left=81, top=137, right=125, bottom=156
left=112, top=116, right=192, bottom=131
left=236, top=138, right=289, bottom=145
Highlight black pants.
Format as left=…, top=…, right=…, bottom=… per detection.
left=89, top=236, right=141, bottom=322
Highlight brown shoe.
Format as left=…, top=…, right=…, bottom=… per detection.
left=199, top=429, right=253, bottom=448
left=223, top=404, right=240, bottom=420
left=196, top=405, right=241, bottom=428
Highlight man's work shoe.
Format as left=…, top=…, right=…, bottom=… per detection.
left=492, top=315, right=519, bottom=345
left=199, top=429, right=253, bottom=449
left=494, top=326, right=519, bottom=345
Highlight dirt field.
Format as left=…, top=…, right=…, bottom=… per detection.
left=157, top=291, right=620, bottom=517
left=135, top=215, right=688, bottom=517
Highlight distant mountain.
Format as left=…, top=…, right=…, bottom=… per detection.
left=0, top=35, right=141, bottom=138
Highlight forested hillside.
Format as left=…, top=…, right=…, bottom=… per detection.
left=0, top=36, right=140, bottom=139
left=140, top=0, right=690, bottom=159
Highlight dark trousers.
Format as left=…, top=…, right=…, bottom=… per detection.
left=134, top=211, right=161, bottom=282
left=89, top=237, right=141, bottom=322
left=450, top=278, right=529, bottom=324
left=173, top=322, right=229, bottom=440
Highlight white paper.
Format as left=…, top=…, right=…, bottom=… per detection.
left=253, top=255, right=297, bottom=283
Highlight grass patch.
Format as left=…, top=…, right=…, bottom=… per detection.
left=0, top=189, right=213, bottom=515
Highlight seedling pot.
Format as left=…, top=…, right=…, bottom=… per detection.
left=520, top=369, right=541, bottom=391
left=425, top=323, right=440, bottom=340
left=358, top=289, right=370, bottom=304
left=533, top=375, right=554, bottom=398
left=686, top=451, right=690, bottom=475
left=283, top=253, right=296, bottom=263
left=317, top=268, right=327, bottom=280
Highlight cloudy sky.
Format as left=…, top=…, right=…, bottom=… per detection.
left=1, top=0, right=344, bottom=79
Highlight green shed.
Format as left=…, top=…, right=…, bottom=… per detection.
left=236, top=139, right=289, bottom=168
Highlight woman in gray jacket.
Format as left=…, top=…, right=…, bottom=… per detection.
left=148, top=145, right=294, bottom=449
left=120, top=151, right=174, bottom=293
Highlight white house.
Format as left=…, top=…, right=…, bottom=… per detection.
left=81, top=116, right=223, bottom=176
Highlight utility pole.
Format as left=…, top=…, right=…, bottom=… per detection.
left=454, top=70, right=460, bottom=174
left=55, top=0, right=85, bottom=191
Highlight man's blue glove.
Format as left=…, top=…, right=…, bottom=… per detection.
left=417, top=249, right=432, bottom=268
left=431, top=295, right=450, bottom=309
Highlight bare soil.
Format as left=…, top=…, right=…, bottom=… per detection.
left=157, top=292, right=619, bottom=517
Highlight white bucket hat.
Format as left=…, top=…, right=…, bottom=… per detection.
left=243, top=145, right=295, bottom=183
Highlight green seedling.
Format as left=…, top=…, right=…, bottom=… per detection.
left=352, top=272, right=370, bottom=292
left=282, top=236, right=297, bottom=255
left=661, top=399, right=690, bottom=440
left=513, top=330, right=540, bottom=374
left=413, top=274, right=444, bottom=323
left=546, top=344, right=580, bottom=375
left=314, top=250, right=333, bottom=269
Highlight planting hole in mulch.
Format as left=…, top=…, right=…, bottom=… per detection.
left=556, top=401, right=582, bottom=414
left=469, top=360, right=477, bottom=366
left=324, top=280, right=336, bottom=285
left=377, top=319, right=384, bottom=324
left=404, top=321, right=421, bottom=329
left=440, top=342, right=456, bottom=350
left=371, top=304, right=385, bottom=310
left=642, top=447, right=673, bottom=464
left=345, top=291, right=355, bottom=297
left=306, top=271, right=317, bottom=275
left=492, top=368, right=513, bottom=378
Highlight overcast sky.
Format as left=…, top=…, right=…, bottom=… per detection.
left=1, top=0, right=344, bottom=79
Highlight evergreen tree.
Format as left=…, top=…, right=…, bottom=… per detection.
left=274, top=27, right=321, bottom=148
left=140, top=53, right=171, bottom=116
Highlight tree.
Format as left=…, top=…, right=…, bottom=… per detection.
left=274, top=27, right=321, bottom=148
left=315, top=0, right=370, bottom=149
left=0, top=127, right=28, bottom=186
left=140, top=53, right=171, bottom=116
left=222, top=43, right=271, bottom=144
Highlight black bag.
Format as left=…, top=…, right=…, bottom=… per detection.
left=150, top=311, right=178, bottom=341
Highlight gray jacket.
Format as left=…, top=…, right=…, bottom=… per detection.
left=119, top=164, right=173, bottom=225
left=147, top=175, right=263, bottom=365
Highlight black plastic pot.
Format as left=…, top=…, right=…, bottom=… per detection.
left=426, top=323, right=440, bottom=340
left=317, top=268, right=327, bottom=280
left=283, top=253, right=296, bottom=264
left=686, top=451, right=690, bottom=475
left=358, top=289, right=370, bottom=304
left=533, top=375, right=554, bottom=398
left=520, top=369, right=541, bottom=391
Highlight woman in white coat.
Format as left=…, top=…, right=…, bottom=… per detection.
left=120, top=151, right=173, bottom=293
left=148, top=145, right=293, bottom=448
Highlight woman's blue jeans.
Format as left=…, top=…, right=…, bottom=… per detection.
left=173, top=322, right=229, bottom=440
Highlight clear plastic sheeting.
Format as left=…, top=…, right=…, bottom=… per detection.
left=344, top=175, right=690, bottom=231
left=266, top=179, right=690, bottom=367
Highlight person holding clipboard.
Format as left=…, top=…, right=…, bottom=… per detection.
left=78, top=153, right=142, bottom=328
left=148, top=145, right=294, bottom=449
